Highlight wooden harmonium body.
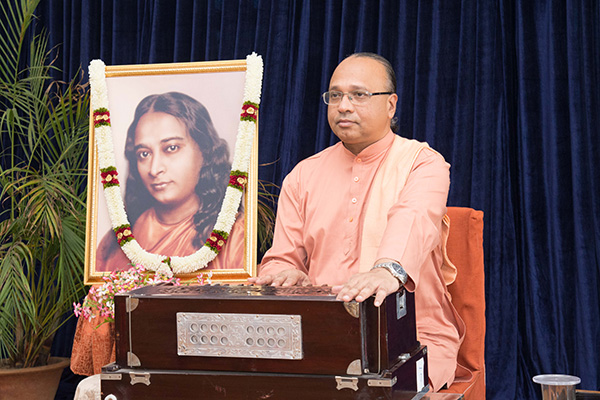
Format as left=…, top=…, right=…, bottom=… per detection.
left=101, top=284, right=429, bottom=399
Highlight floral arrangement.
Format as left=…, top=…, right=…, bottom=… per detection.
left=88, top=53, right=263, bottom=274
left=73, top=264, right=213, bottom=325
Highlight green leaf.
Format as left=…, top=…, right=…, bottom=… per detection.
left=0, top=0, right=89, bottom=366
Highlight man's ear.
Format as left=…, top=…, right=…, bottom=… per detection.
left=387, top=93, right=398, bottom=118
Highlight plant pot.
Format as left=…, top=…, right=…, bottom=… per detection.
left=0, top=357, right=70, bottom=400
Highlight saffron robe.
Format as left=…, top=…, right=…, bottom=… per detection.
left=95, top=208, right=245, bottom=272
left=259, top=131, right=465, bottom=391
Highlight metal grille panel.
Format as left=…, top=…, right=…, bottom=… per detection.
left=177, top=312, right=303, bottom=360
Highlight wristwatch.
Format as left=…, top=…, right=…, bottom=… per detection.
left=371, top=261, right=408, bottom=286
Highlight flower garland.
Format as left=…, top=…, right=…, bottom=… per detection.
left=73, top=264, right=213, bottom=326
left=89, top=53, right=263, bottom=274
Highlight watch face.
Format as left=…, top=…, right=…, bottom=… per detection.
left=388, top=263, right=407, bottom=284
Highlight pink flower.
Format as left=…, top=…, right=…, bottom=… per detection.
left=74, top=264, right=206, bottom=326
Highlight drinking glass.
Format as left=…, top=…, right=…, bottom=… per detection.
left=533, top=374, right=581, bottom=400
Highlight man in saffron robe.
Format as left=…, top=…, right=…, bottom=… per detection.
left=250, top=53, right=465, bottom=391
left=94, top=92, right=245, bottom=272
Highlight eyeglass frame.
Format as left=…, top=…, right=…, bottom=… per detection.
left=321, top=90, right=395, bottom=105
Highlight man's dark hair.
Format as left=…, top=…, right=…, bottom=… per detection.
left=347, top=52, right=399, bottom=133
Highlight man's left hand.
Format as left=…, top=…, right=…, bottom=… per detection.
left=331, top=268, right=400, bottom=307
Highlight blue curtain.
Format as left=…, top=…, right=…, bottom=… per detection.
left=34, top=1, right=599, bottom=399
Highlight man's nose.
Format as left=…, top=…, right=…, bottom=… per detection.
left=336, top=93, right=355, bottom=112
left=149, top=155, right=166, bottom=177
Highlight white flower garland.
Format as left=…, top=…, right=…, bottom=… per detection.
left=89, top=53, right=263, bottom=274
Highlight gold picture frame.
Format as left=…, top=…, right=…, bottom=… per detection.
left=84, top=60, right=258, bottom=284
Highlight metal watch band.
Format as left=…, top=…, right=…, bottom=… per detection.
left=371, top=262, right=408, bottom=285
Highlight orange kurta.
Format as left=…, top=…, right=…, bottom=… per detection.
left=259, top=131, right=464, bottom=391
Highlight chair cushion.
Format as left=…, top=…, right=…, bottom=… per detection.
left=440, top=207, right=486, bottom=399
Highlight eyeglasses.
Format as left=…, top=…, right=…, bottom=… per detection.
left=322, top=90, right=394, bottom=105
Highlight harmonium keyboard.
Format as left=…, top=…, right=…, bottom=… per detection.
left=100, top=284, right=429, bottom=399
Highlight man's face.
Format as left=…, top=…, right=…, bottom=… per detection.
left=134, top=112, right=204, bottom=208
left=327, top=56, right=398, bottom=155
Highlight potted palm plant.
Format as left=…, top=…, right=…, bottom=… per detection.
left=0, top=0, right=90, bottom=398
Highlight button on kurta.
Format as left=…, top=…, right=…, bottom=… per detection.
left=351, top=198, right=357, bottom=204
left=353, top=176, right=359, bottom=182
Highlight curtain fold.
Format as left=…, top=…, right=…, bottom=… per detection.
left=32, top=1, right=599, bottom=399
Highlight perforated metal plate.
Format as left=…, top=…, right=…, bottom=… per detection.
left=177, top=312, right=303, bottom=359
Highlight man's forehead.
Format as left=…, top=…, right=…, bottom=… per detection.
left=329, top=56, right=387, bottom=89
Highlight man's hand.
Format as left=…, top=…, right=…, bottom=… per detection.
left=331, top=268, right=400, bottom=307
left=247, top=269, right=311, bottom=286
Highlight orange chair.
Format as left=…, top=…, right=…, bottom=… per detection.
left=440, top=207, right=486, bottom=400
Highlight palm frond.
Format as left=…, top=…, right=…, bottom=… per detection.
left=256, top=179, right=279, bottom=253
left=0, top=239, right=36, bottom=362
left=0, top=0, right=89, bottom=367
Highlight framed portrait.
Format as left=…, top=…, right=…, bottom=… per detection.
left=84, top=60, right=258, bottom=284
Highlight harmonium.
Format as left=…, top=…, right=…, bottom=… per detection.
left=100, top=284, right=429, bottom=400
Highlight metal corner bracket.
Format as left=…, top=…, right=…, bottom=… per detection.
left=346, top=359, right=362, bottom=375
left=367, top=376, right=397, bottom=387
left=127, top=351, right=141, bottom=367
left=126, top=297, right=139, bottom=312
left=101, top=373, right=122, bottom=381
left=343, top=301, right=360, bottom=318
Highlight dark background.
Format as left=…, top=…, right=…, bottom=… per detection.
left=25, top=1, right=600, bottom=399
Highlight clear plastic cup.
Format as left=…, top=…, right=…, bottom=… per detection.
left=532, top=374, right=581, bottom=400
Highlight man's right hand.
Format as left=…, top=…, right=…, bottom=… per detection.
left=247, top=269, right=311, bottom=286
